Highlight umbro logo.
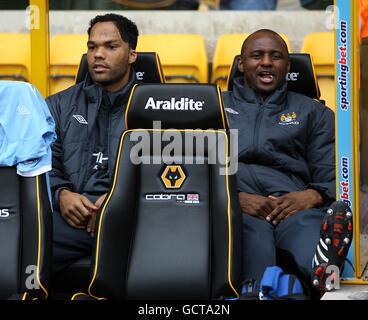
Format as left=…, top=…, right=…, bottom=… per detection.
left=73, top=115, right=88, bottom=124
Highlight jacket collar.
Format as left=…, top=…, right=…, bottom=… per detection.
left=81, top=69, right=138, bottom=137
left=82, top=68, right=138, bottom=108
left=232, top=77, right=288, bottom=106
left=109, top=70, right=138, bottom=108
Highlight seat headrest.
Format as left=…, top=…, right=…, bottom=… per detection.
left=227, top=53, right=320, bottom=100
left=75, top=52, right=164, bottom=84
left=125, top=83, right=228, bottom=130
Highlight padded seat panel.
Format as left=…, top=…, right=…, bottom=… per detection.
left=127, top=163, right=210, bottom=299
left=0, top=167, right=21, bottom=299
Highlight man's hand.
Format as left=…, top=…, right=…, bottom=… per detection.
left=87, top=193, right=108, bottom=237
left=59, top=189, right=98, bottom=229
left=266, top=189, right=324, bottom=225
left=238, top=192, right=277, bottom=219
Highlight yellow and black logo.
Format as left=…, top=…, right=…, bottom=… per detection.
left=161, top=165, right=186, bottom=189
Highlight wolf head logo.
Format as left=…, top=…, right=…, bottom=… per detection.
left=161, top=165, right=186, bottom=189
left=165, top=167, right=181, bottom=187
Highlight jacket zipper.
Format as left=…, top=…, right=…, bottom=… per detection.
left=253, top=101, right=265, bottom=154
left=107, top=107, right=112, bottom=174
left=250, top=102, right=268, bottom=196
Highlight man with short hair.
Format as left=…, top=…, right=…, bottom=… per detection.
left=47, top=13, right=139, bottom=273
left=222, top=29, right=336, bottom=298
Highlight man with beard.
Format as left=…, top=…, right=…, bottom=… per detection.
left=47, top=14, right=139, bottom=273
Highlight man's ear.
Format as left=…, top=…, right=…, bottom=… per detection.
left=238, top=57, right=244, bottom=73
left=129, top=49, right=137, bottom=64
left=287, top=59, right=291, bottom=73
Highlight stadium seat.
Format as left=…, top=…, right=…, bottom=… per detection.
left=49, top=34, right=88, bottom=94
left=0, top=168, right=52, bottom=300
left=301, top=32, right=334, bottom=76
left=212, top=33, right=291, bottom=90
left=136, top=34, right=208, bottom=83
left=0, top=33, right=30, bottom=82
left=72, top=83, right=242, bottom=300
left=315, top=77, right=334, bottom=111
left=227, top=53, right=321, bottom=101
left=301, top=32, right=335, bottom=110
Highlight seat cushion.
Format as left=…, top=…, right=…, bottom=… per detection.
left=52, top=256, right=91, bottom=293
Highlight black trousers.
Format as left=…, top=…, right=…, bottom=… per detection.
left=241, top=208, right=324, bottom=296
left=52, top=210, right=93, bottom=274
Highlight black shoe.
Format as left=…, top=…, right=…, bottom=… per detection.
left=312, top=201, right=353, bottom=291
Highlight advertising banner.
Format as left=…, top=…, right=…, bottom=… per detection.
left=335, top=0, right=356, bottom=278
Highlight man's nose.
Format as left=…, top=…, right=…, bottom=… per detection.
left=94, top=47, right=105, bottom=59
left=260, top=54, right=272, bottom=66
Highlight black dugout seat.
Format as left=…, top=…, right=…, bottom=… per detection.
left=0, top=167, right=52, bottom=300
left=227, top=53, right=321, bottom=101
left=75, top=52, right=165, bottom=84
left=72, top=83, right=242, bottom=300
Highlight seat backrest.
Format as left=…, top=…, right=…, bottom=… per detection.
left=0, top=33, right=30, bottom=82
left=300, top=31, right=334, bottom=76
left=75, top=52, right=165, bottom=85
left=137, top=34, right=208, bottom=83
left=0, top=168, right=52, bottom=300
left=49, top=34, right=88, bottom=94
left=316, top=77, right=335, bottom=111
left=227, top=53, right=321, bottom=100
left=212, top=33, right=291, bottom=90
left=300, top=32, right=335, bottom=109
left=84, top=84, right=242, bottom=300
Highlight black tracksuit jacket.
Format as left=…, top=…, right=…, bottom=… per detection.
left=46, top=72, right=138, bottom=210
left=222, top=77, right=336, bottom=203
